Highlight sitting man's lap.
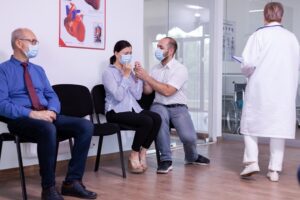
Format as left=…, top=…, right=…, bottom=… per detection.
left=8, top=115, right=93, bottom=139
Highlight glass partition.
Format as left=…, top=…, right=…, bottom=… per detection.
left=144, top=0, right=215, bottom=134
left=222, top=0, right=300, bottom=138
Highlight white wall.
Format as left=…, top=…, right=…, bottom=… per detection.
left=0, top=0, right=143, bottom=169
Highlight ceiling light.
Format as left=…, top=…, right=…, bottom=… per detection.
left=186, top=5, right=203, bottom=10
left=195, top=13, right=201, bottom=17
left=249, top=9, right=263, bottom=13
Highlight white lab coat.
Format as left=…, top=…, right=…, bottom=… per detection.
left=240, top=22, right=300, bottom=139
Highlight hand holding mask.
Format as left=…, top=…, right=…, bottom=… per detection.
left=120, top=54, right=132, bottom=77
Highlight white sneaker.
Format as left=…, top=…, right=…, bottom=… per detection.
left=267, top=171, right=279, bottom=182
left=240, top=162, right=260, bottom=177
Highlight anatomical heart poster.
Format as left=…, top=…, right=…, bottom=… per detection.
left=59, top=0, right=106, bottom=50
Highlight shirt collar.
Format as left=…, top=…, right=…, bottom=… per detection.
left=256, top=22, right=283, bottom=32
left=110, top=64, right=122, bottom=73
left=109, top=64, right=132, bottom=77
left=266, top=21, right=281, bottom=26
left=109, top=64, right=115, bottom=68
left=10, top=55, right=31, bottom=67
left=159, top=57, right=175, bottom=69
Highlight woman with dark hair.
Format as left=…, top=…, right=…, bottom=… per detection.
left=102, top=40, right=161, bottom=174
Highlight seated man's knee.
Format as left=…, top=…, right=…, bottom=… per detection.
left=40, top=123, right=57, bottom=141
left=77, top=119, right=94, bottom=137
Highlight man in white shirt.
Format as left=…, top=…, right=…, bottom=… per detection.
left=135, top=37, right=210, bottom=174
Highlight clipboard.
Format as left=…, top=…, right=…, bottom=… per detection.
left=232, top=56, right=244, bottom=63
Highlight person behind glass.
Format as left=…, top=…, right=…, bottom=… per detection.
left=239, top=2, right=300, bottom=182
left=0, top=28, right=97, bottom=199
left=102, top=40, right=162, bottom=174
left=134, top=37, right=210, bottom=174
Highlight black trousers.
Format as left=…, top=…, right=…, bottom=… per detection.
left=106, top=110, right=161, bottom=152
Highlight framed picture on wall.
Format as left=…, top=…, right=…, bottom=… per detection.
left=59, top=0, right=106, bottom=50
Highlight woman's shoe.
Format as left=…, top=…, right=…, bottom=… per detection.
left=140, top=158, right=148, bottom=172
left=139, top=148, right=148, bottom=172
left=128, top=159, right=144, bottom=174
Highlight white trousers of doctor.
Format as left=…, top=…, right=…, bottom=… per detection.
left=243, top=135, right=285, bottom=172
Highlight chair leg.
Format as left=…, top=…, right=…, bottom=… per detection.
left=54, top=140, right=59, bottom=172
left=94, top=136, right=103, bottom=172
left=154, top=140, right=160, bottom=164
left=68, top=138, right=73, bottom=156
left=117, top=131, right=126, bottom=178
left=15, top=136, right=27, bottom=200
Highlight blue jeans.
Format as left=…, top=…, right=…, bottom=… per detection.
left=7, top=115, right=93, bottom=189
left=150, top=103, right=198, bottom=162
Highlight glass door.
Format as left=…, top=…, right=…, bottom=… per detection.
left=144, top=0, right=217, bottom=137
left=222, top=0, right=300, bottom=142
left=222, top=0, right=267, bottom=136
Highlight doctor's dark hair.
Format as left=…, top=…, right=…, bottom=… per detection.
left=110, top=40, right=132, bottom=64
left=264, top=2, right=284, bottom=23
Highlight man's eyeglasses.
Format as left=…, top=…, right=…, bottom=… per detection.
left=19, top=38, right=39, bottom=45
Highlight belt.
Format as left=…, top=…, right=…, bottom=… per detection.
left=164, top=104, right=186, bottom=108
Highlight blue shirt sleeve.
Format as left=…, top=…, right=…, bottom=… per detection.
left=0, top=67, right=32, bottom=119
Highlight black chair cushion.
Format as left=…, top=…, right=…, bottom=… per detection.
left=118, top=124, right=136, bottom=131
left=0, top=132, right=15, bottom=141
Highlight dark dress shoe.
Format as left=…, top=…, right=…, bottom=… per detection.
left=42, top=186, right=64, bottom=200
left=61, top=181, right=97, bottom=199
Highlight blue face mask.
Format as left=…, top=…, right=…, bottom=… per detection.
left=25, top=44, right=39, bottom=58
left=155, top=48, right=165, bottom=61
left=120, top=54, right=132, bottom=65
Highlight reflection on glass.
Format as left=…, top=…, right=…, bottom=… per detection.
left=144, top=0, right=213, bottom=133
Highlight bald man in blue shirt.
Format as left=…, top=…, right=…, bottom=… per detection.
left=0, top=28, right=97, bottom=200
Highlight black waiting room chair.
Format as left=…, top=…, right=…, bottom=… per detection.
left=0, top=112, right=75, bottom=200
left=90, top=85, right=127, bottom=178
left=91, top=84, right=161, bottom=164
left=52, top=84, right=125, bottom=178
left=0, top=117, right=32, bottom=200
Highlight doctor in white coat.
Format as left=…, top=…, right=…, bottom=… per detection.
left=239, top=2, right=300, bottom=182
